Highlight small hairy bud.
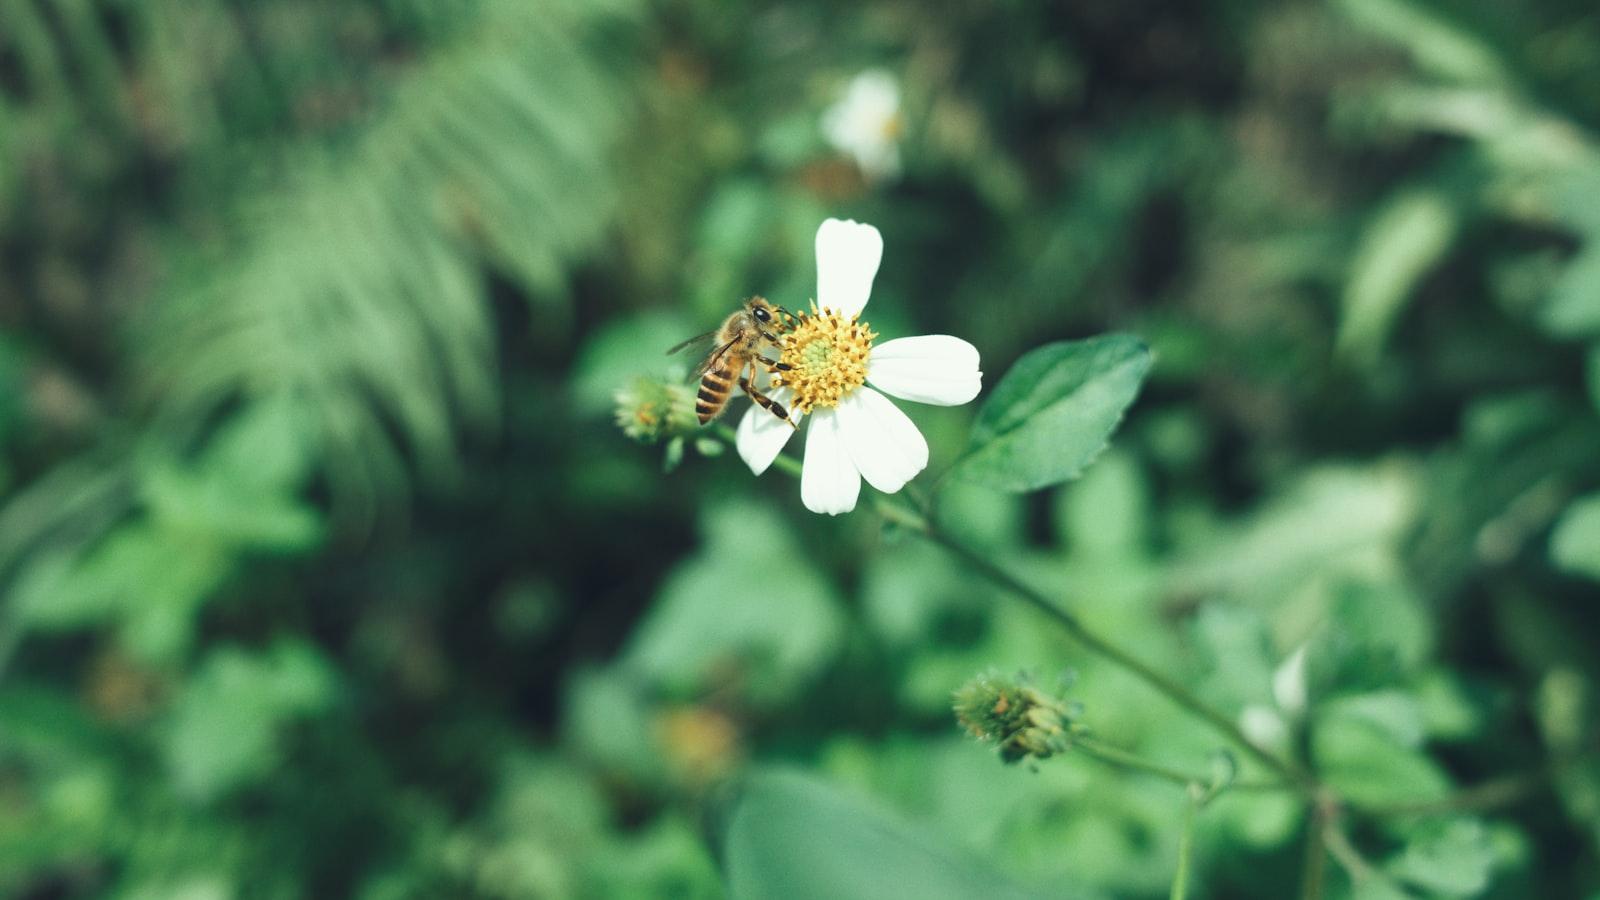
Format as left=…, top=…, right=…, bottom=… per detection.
left=614, top=377, right=698, bottom=443
left=953, top=669, right=1080, bottom=765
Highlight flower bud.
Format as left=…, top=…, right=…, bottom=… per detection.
left=614, top=377, right=697, bottom=443
left=953, top=670, right=1079, bottom=765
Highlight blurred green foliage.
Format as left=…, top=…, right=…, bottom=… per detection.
left=2, top=0, right=1600, bottom=897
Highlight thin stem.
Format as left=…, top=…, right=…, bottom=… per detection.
left=1076, top=735, right=1282, bottom=792
left=1322, top=820, right=1384, bottom=887
left=1299, top=802, right=1329, bottom=900
left=1317, top=795, right=1414, bottom=896
left=711, top=427, right=1315, bottom=792
left=1171, top=790, right=1197, bottom=900
left=917, top=519, right=1317, bottom=792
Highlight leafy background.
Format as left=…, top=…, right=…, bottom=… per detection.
left=1, top=0, right=1598, bottom=897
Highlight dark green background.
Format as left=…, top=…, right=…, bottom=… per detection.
left=1, top=0, right=1598, bottom=897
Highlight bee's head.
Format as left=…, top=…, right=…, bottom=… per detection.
left=746, top=296, right=774, bottom=324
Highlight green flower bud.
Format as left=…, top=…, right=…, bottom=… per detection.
left=614, top=377, right=698, bottom=444
left=953, top=669, right=1080, bottom=765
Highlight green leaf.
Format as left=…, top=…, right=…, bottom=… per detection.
left=1386, top=818, right=1494, bottom=897
left=1312, top=713, right=1451, bottom=809
left=1336, top=0, right=1510, bottom=84
left=561, top=667, right=663, bottom=785
left=623, top=502, right=843, bottom=707
left=161, top=641, right=337, bottom=801
left=14, top=524, right=232, bottom=662
left=953, top=336, right=1151, bottom=493
left=1550, top=493, right=1600, bottom=581
left=721, top=769, right=1071, bottom=900
left=1191, top=604, right=1276, bottom=714
left=1304, top=579, right=1433, bottom=699
left=1337, top=191, right=1457, bottom=366
left=1539, top=250, right=1600, bottom=338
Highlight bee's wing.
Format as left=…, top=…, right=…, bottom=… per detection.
left=690, top=337, right=741, bottom=380
left=666, top=330, right=719, bottom=356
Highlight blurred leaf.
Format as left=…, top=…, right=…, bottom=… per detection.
left=1588, top=345, right=1600, bottom=413
left=953, top=336, right=1151, bottom=493
left=592, top=815, right=722, bottom=899
left=1414, top=671, right=1489, bottom=741
left=721, top=769, right=1071, bottom=900
left=561, top=667, right=662, bottom=785
left=1052, top=450, right=1150, bottom=560
left=1191, top=604, right=1276, bottom=715
left=1412, top=393, right=1599, bottom=594
left=1337, top=191, right=1457, bottom=366
left=1337, top=0, right=1510, bottom=84
left=161, top=641, right=337, bottom=801
left=1172, top=464, right=1418, bottom=606
left=1385, top=817, right=1494, bottom=897
left=1320, top=690, right=1427, bottom=747
left=573, top=310, right=696, bottom=414
left=1549, top=493, right=1600, bottom=581
left=142, top=459, right=321, bottom=555
left=1304, top=579, right=1433, bottom=699
left=14, top=525, right=231, bottom=661
left=1539, top=249, right=1600, bottom=337
left=1312, top=711, right=1451, bottom=809
left=136, top=0, right=638, bottom=510
left=623, top=502, right=843, bottom=706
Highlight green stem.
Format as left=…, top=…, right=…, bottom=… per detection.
left=1076, top=735, right=1280, bottom=792
left=914, top=515, right=1316, bottom=792
left=1299, top=805, right=1328, bottom=900
left=711, top=427, right=1315, bottom=792
left=1171, top=791, right=1197, bottom=900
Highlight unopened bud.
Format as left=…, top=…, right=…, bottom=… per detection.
left=953, top=670, right=1080, bottom=765
left=614, top=377, right=698, bottom=443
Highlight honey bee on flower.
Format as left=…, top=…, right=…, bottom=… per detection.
left=736, top=218, right=982, bottom=515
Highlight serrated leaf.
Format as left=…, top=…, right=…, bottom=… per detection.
left=1550, top=493, right=1600, bottom=581
left=952, top=336, right=1151, bottom=493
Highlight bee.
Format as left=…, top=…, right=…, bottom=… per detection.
left=668, top=296, right=796, bottom=427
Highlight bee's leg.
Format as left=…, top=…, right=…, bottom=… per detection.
left=739, top=375, right=796, bottom=428
left=756, top=356, right=792, bottom=373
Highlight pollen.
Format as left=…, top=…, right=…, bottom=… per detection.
left=773, top=303, right=876, bottom=414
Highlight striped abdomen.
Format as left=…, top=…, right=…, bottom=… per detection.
left=695, top=361, right=739, bottom=423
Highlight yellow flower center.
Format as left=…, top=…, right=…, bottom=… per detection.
left=774, top=304, right=876, bottom=414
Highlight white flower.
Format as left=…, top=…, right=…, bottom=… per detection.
left=736, top=219, right=982, bottom=515
left=821, top=70, right=904, bottom=181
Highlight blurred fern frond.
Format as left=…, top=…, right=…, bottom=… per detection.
left=132, top=0, right=636, bottom=515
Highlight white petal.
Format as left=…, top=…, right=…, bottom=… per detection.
left=800, top=409, right=861, bottom=516
left=736, top=389, right=801, bottom=475
left=867, top=335, right=983, bottom=406
left=835, top=387, right=928, bottom=493
left=815, top=218, right=882, bottom=318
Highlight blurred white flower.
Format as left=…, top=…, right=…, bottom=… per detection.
left=737, top=218, right=982, bottom=515
left=822, top=70, right=904, bottom=180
